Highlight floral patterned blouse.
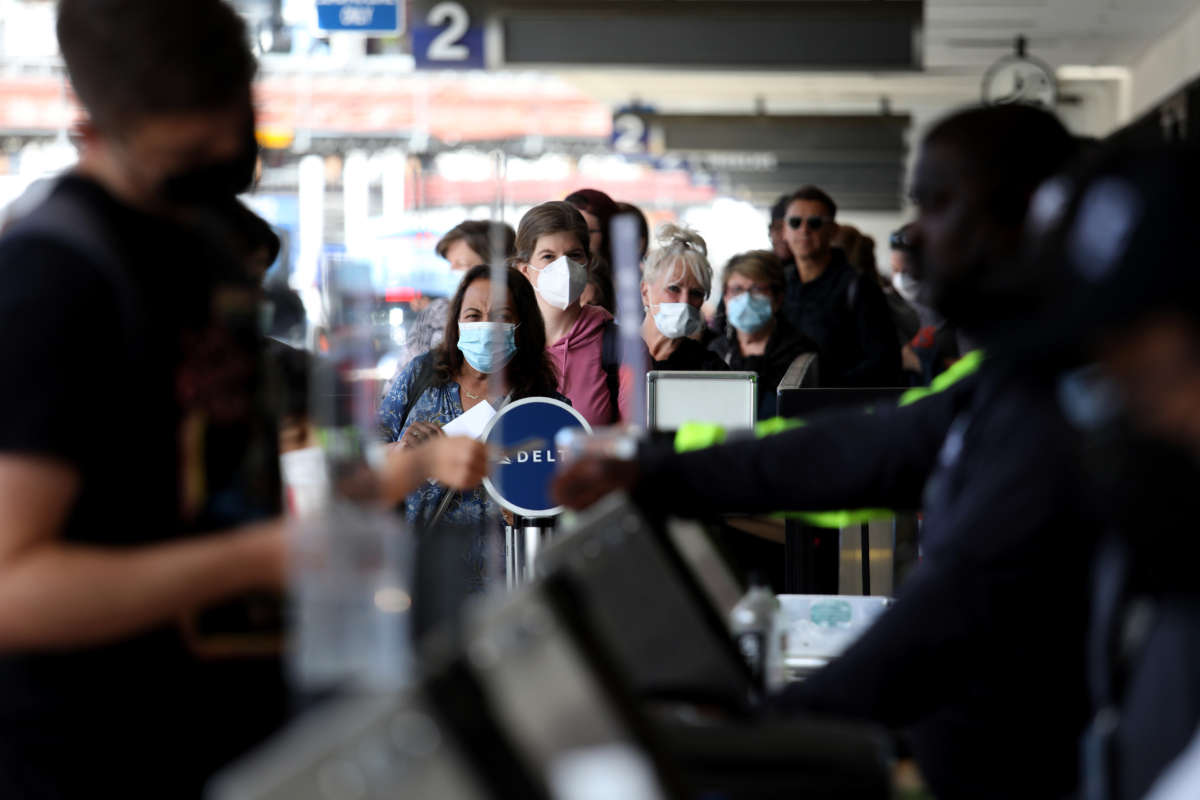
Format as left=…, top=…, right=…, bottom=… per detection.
left=378, top=352, right=499, bottom=529
left=379, top=351, right=571, bottom=590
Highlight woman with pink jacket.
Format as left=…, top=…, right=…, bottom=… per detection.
left=514, top=201, right=624, bottom=426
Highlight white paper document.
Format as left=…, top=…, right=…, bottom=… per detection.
left=441, top=400, right=496, bottom=440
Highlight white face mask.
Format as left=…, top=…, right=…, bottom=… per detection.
left=892, top=271, right=922, bottom=304
left=532, top=255, right=588, bottom=310
left=652, top=302, right=702, bottom=339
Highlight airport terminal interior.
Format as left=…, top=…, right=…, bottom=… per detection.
left=2, top=1, right=1200, bottom=798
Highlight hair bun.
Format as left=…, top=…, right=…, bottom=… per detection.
left=653, top=223, right=707, bottom=256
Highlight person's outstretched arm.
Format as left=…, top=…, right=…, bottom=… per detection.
left=555, top=377, right=973, bottom=516
left=0, top=455, right=284, bottom=652
left=378, top=436, right=488, bottom=505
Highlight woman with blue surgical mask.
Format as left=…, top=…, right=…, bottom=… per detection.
left=640, top=223, right=728, bottom=372
left=709, top=250, right=818, bottom=418
left=378, top=266, right=564, bottom=577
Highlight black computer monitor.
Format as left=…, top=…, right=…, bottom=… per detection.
left=538, top=495, right=895, bottom=800
left=421, top=580, right=685, bottom=800
left=207, top=690, right=496, bottom=800
left=538, top=494, right=759, bottom=712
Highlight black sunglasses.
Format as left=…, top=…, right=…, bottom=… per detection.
left=890, top=226, right=915, bottom=252
left=787, top=215, right=833, bottom=231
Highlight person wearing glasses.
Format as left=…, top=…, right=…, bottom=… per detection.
left=780, top=186, right=902, bottom=387
left=708, top=250, right=816, bottom=418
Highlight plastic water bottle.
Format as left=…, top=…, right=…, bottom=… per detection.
left=729, top=573, right=782, bottom=692
left=291, top=503, right=415, bottom=691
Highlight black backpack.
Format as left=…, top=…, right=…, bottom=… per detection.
left=600, top=319, right=621, bottom=423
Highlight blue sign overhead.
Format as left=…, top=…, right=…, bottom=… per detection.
left=316, top=0, right=401, bottom=32
left=412, top=3, right=485, bottom=70
left=482, top=398, right=591, bottom=518
left=412, top=25, right=485, bottom=70
left=611, top=108, right=652, bottom=156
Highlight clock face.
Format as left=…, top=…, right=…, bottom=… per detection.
left=983, top=57, right=1057, bottom=108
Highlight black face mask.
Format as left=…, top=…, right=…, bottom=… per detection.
left=160, top=119, right=258, bottom=207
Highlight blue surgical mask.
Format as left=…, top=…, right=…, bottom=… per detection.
left=457, top=322, right=518, bottom=374
left=727, top=292, right=774, bottom=334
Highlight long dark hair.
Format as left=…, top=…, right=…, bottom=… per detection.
left=433, top=265, right=559, bottom=400
left=565, top=188, right=618, bottom=268
left=435, top=219, right=516, bottom=262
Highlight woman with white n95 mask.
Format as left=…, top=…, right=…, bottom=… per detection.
left=640, top=223, right=728, bottom=372
left=515, top=201, right=627, bottom=427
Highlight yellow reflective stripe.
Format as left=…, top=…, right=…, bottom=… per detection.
left=779, top=508, right=895, bottom=527
left=673, top=352, right=985, bottom=528
left=898, top=349, right=985, bottom=407
left=754, top=416, right=806, bottom=437
left=674, top=421, right=727, bottom=453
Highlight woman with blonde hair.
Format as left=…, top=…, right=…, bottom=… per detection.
left=640, top=223, right=727, bottom=371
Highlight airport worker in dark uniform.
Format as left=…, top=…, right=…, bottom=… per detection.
left=555, top=104, right=1092, bottom=799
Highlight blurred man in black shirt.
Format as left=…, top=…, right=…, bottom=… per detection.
left=0, top=2, right=287, bottom=797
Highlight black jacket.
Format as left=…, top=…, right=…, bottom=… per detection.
left=708, top=317, right=817, bottom=419
left=650, top=336, right=729, bottom=373
left=782, top=249, right=902, bottom=388
left=633, top=365, right=1093, bottom=799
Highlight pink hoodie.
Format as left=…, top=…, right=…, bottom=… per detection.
left=547, top=304, right=622, bottom=427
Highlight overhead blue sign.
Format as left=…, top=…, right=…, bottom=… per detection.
left=316, top=0, right=401, bottom=32
left=412, top=25, right=485, bottom=69
left=412, top=3, right=485, bottom=70
left=482, top=398, right=592, bottom=518
left=611, top=108, right=651, bottom=156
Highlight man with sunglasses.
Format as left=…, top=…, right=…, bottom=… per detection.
left=780, top=186, right=902, bottom=387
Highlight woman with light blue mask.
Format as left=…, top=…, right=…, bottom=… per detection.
left=708, top=250, right=818, bottom=418
left=378, top=266, right=564, bottom=585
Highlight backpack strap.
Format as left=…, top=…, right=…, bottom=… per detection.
left=398, top=353, right=437, bottom=431
left=600, top=319, right=620, bottom=423
left=845, top=270, right=860, bottom=312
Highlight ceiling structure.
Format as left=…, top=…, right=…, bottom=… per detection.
left=557, top=0, right=1200, bottom=125
left=924, top=0, right=1199, bottom=70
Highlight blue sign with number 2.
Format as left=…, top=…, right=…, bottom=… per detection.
left=413, top=2, right=485, bottom=69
